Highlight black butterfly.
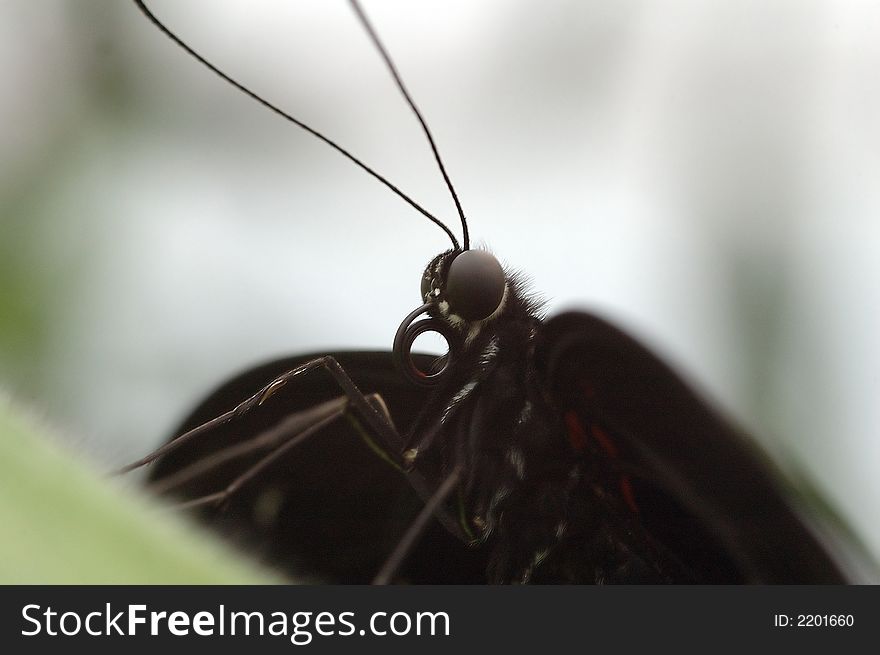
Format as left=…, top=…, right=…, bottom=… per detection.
left=126, top=0, right=851, bottom=584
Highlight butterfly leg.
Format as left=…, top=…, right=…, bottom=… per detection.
left=163, top=398, right=354, bottom=510
left=148, top=396, right=350, bottom=496
left=117, top=355, right=404, bottom=475
left=155, top=390, right=468, bottom=575
left=373, top=465, right=463, bottom=585
left=120, top=355, right=470, bottom=569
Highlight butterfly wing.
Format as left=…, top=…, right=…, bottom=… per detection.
left=150, top=351, right=488, bottom=583
left=534, top=311, right=848, bottom=583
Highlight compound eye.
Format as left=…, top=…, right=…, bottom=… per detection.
left=445, top=250, right=506, bottom=321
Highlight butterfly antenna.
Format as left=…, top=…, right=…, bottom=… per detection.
left=348, top=0, right=470, bottom=251
left=132, top=0, right=460, bottom=250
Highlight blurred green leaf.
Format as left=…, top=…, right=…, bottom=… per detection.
left=0, top=396, right=277, bottom=584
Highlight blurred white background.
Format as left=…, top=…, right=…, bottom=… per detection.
left=1, top=0, right=879, bottom=561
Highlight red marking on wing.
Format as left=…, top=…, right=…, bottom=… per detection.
left=590, top=424, right=618, bottom=458
left=565, top=413, right=641, bottom=514
left=564, top=410, right=588, bottom=452
left=591, top=425, right=640, bottom=512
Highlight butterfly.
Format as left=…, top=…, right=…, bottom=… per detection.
left=125, top=0, right=851, bottom=584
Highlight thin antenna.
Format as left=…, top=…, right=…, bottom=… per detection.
left=132, top=0, right=460, bottom=250
left=348, top=0, right=470, bottom=251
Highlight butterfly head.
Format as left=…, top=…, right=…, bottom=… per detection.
left=394, top=248, right=508, bottom=387
left=421, top=249, right=507, bottom=326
